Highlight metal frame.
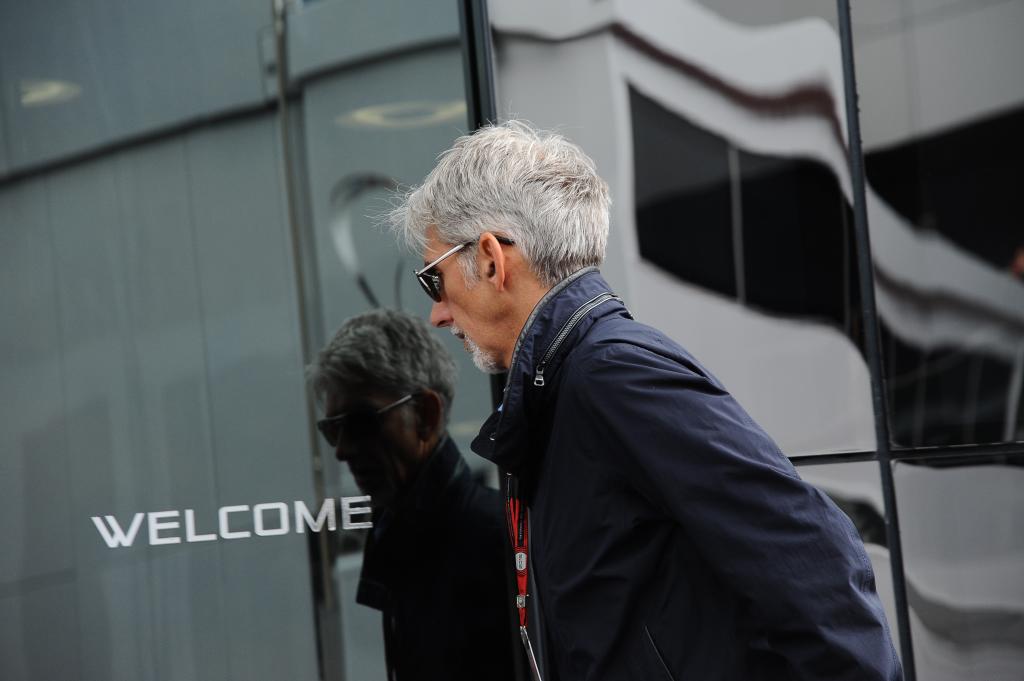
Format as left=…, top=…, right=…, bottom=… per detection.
left=835, top=1, right=917, bottom=677
left=458, top=0, right=507, bottom=409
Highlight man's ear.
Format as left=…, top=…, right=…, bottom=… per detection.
left=477, top=231, right=508, bottom=292
left=414, top=390, right=444, bottom=442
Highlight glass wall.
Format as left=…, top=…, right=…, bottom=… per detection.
left=851, top=0, right=1024, bottom=448
left=892, top=455, right=1024, bottom=680
left=485, top=1, right=1024, bottom=680
left=489, top=0, right=873, bottom=456
left=0, top=1, right=483, bottom=680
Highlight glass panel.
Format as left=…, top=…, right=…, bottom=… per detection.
left=0, top=2, right=487, bottom=680
left=0, top=1, right=270, bottom=168
left=488, top=0, right=874, bottom=455
left=851, top=0, right=1024, bottom=446
left=893, top=455, right=1024, bottom=679
left=301, top=45, right=492, bottom=467
left=0, top=116, right=319, bottom=681
left=295, top=8, right=509, bottom=677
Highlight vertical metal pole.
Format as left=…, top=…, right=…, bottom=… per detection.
left=458, top=0, right=505, bottom=408
left=459, top=0, right=498, bottom=129
left=727, top=147, right=746, bottom=304
left=835, top=2, right=917, bottom=678
left=273, top=1, right=342, bottom=679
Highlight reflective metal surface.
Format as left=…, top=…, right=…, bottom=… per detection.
left=487, top=0, right=874, bottom=456
left=851, top=0, right=1024, bottom=447
left=892, top=455, right=1024, bottom=680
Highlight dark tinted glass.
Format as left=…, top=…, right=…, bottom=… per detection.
left=630, top=86, right=863, bottom=347
left=632, top=88, right=736, bottom=298
left=740, top=152, right=861, bottom=335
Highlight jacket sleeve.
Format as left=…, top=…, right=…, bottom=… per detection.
left=569, top=342, right=902, bottom=681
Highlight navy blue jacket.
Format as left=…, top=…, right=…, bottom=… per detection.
left=472, top=268, right=902, bottom=681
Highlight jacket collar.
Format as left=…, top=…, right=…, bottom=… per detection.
left=471, top=268, right=627, bottom=472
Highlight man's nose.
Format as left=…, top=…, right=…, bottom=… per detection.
left=430, top=299, right=452, bottom=328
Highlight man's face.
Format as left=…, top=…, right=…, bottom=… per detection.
left=323, top=390, right=420, bottom=508
left=424, top=228, right=507, bottom=373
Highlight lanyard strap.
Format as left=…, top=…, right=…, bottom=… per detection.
left=505, top=474, right=529, bottom=628
left=505, top=474, right=544, bottom=681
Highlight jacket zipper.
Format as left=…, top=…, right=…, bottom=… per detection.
left=533, top=292, right=620, bottom=387
left=489, top=290, right=620, bottom=441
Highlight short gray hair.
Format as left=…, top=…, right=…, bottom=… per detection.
left=307, top=309, right=457, bottom=423
left=389, top=120, right=610, bottom=287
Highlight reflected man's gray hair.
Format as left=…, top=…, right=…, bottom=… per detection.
left=389, top=120, right=610, bottom=287
left=307, top=309, right=457, bottom=424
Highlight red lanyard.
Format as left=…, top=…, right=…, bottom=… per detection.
left=505, top=474, right=544, bottom=681
left=505, top=475, right=530, bottom=628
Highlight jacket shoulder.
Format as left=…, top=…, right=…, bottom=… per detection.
left=566, top=314, right=723, bottom=390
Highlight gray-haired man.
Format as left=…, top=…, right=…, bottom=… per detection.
left=308, top=309, right=515, bottom=681
left=391, top=122, right=902, bottom=681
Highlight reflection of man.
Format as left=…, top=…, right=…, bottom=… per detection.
left=393, top=122, right=903, bottom=680
left=308, top=309, right=515, bottom=681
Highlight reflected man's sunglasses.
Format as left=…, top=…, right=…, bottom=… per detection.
left=413, top=235, right=515, bottom=302
left=316, top=394, right=416, bottom=448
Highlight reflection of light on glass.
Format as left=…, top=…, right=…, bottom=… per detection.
left=328, top=173, right=399, bottom=309
left=335, top=100, right=466, bottom=129
left=20, top=79, right=81, bottom=107
left=450, top=421, right=481, bottom=438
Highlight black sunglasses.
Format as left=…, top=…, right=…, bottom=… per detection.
left=316, top=394, right=416, bottom=447
left=413, top=235, right=515, bottom=302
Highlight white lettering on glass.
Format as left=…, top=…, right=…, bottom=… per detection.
left=92, top=497, right=372, bottom=548
left=91, top=513, right=145, bottom=548
left=341, top=495, right=373, bottom=530
left=184, top=509, right=217, bottom=542
left=148, top=510, right=182, bottom=545
left=219, top=505, right=251, bottom=539
left=254, top=502, right=289, bottom=536
left=295, top=499, right=336, bottom=533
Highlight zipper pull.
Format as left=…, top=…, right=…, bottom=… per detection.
left=533, top=365, right=546, bottom=387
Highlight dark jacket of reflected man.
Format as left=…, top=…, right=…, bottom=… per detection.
left=309, top=309, right=516, bottom=681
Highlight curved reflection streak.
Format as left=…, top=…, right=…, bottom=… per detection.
left=328, top=173, right=399, bottom=309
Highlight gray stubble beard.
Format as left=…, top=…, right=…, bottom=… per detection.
left=450, top=324, right=504, bottom=374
